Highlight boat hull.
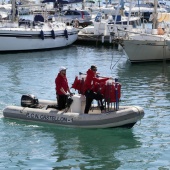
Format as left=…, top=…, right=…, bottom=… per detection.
left=123, top=39, right=170, bottom=62
left=0, top=27, right=78, bottom=52
left=3, top=100, right=144, bottom=129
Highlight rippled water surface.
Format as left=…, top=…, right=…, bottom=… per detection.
left=0, top=45, right=170, bottom=170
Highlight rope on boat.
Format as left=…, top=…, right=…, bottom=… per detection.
left=110, top=49, right=124, bottom=70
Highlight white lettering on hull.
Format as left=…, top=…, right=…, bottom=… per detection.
left=25, top=113, right=73, bottom=123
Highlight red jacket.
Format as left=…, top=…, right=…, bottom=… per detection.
left=55, top=73, right=69, bottom=95
left=84, top=69, right=109, bottom=92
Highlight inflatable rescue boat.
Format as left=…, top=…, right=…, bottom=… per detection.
left=3, top=77, right=144, bottom=128
left=3, top=94, right=144, bottom=129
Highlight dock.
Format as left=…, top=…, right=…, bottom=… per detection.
left=75, top=33, right=123, bottom=47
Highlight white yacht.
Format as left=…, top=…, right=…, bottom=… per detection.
left=124, top=2, right=168, bottom=21
left=121, top=12, right=170, bottom=62
left=0, top=2, right=78, bottom=52
left=79, top=12, right=141, bottom=37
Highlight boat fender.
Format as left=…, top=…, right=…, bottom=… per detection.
left=40, top=30, right=44, bottom=40
left=51, top=29, right=55, bottom=39
left=64, top=29, right=68, bottom=40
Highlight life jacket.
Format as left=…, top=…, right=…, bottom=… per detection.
left=71, top=75, right=86, bottom=94
left=93, top=81, right=106, bottom=95
left=84, top=69, right=109, bottom=92
left=104, top=81, right=121, bottom=103
left=71, top=72, right=120, bottom=100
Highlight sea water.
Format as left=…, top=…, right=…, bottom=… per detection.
left=0, top=45, right=170, bottom=169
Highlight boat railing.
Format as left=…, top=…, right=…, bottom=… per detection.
left=0, top=18, right=58, bottom=31
left=118, top=27, right=167, bottom=41
left=0, top=19, right=18, bottom=28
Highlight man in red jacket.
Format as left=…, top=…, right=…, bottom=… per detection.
left=55, top=66, right=72, bottom=110
left=84, top=65, right=109, bottom=114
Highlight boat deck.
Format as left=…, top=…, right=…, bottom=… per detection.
left=88, top=106, right=127, bottom=114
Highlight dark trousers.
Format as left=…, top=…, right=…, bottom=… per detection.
left=84, top=90, right=104, bottom=114
left=57, top=95, right=67, bottom=110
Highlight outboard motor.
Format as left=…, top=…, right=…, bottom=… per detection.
left=21, top=94, right=39, bottom=108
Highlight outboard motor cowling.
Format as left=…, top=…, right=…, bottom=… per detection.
left=21, top=94, right=39, bottom=107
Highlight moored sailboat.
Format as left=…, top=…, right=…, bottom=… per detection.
left=0, top=0, right=78, bottom=52
left=121, top=0, right=170, bottom=62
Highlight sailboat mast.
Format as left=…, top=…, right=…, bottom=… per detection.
left=153, top=0, right=158, bottom=29
left=11, top=0, right=16, bottom=22
left=82, top=0, right=85, bottom=9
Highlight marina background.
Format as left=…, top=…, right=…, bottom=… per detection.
left=0, top=45, right=170, bottom=169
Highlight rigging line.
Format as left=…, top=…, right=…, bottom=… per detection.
left=110, top=50, right=114, bottom=70
left=110, top=49, right=124, bottom=70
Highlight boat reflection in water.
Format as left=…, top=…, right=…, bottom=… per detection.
left=2, top=118, right=142, bottom=169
